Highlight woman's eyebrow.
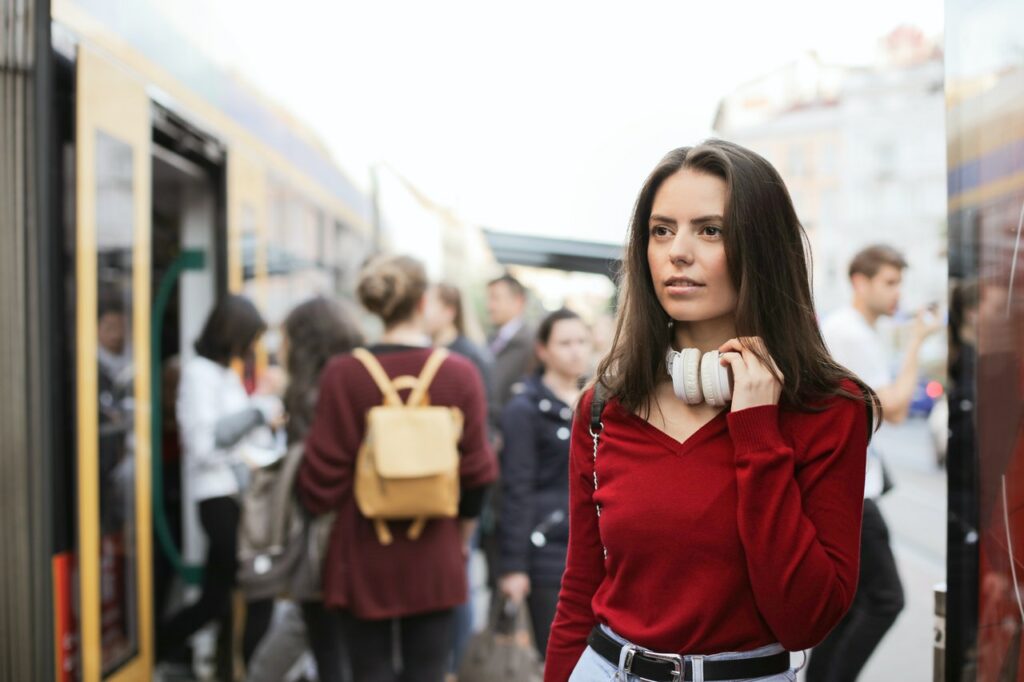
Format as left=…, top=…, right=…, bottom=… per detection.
left=650, top=213, right=725, bottom=225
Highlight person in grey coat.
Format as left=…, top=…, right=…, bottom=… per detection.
left=481, top=274, right=537, bottom=593
left=486, top=274, right=536, bottom=420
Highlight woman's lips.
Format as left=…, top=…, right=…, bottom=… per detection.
left=665, top=279, right=705, bottom=295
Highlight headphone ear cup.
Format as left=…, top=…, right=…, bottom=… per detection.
left=680, top=348, right=703, bottom=405
left=701, top=351, right=732, bottom=407
left=668, top=348, right=703, bottom=404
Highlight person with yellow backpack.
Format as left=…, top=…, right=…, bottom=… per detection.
left=297, top=255, right=497, bottom=682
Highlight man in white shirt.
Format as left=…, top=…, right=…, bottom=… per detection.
left=809, top=244, right=941, bottom=681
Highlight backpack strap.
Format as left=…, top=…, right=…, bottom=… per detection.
left=406, top=348, right=449, bottom=407
left=373, top=519, right=394, bottom=545
left=352, top=348, right=404, bottom=406
left=269, top=442, right=305, bottom=549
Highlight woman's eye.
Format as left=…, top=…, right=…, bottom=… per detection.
left=651, top=225, right=671, bottom=237
left=701, top=226, right=723, bottom=237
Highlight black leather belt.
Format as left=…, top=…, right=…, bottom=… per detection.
left=587, top=626, right=790, bottom=681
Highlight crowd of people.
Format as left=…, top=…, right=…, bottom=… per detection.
left=155, top=138, right=941, bottom=682
left=156, top=253, right=592, bottom=681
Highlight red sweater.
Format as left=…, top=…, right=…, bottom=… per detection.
left=297, top=346, right=497, bottom=619
left=544, top=381, right=868, bottom=681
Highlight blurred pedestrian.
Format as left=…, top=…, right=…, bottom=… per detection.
left=809, top=244, right=941, bottom=681
left=425, top=282, right=494, bottom=411
left=483, top=274, right=536, bottom=601
left=423, top=282, right=494, bottom=674
left=157, top=294, right=284, bottom=680
left=297, top=255, right=497, bottom=682
left=498, top=308, right=590, bottom=658
left=245, top=295, right=364, bottom=682
left=486, top=274, right=535, bottom=416
left=545, top=141, right=877, bottom=682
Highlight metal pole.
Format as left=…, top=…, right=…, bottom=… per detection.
left=934, top=582, right=947, bottom=682
left=370, top=162, right=382, bottom=254
left=151, top=249, right=207, bottom=585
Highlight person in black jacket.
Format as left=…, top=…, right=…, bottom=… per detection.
left=497, top=308, right=592, bottom=657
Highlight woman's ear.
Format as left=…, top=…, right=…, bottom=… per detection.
left=534, top=340, right=548, bottom=367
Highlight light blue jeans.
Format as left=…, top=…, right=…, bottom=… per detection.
left=568, top=625, right=797, bottom=682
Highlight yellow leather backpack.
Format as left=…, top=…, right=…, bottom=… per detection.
left=352, top=348, right=463, bottom=545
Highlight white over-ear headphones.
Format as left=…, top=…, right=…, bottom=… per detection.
left=665, top=347, right=733, bottom=407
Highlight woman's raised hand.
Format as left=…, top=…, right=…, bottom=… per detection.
left=717, top=336, right=783, bottom=412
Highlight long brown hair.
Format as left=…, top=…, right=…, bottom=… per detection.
left=434, top=283, right=466, bottom=336
left=282, top=296, right=364, bottom=444
left=596, top=140, right=879, bottom=423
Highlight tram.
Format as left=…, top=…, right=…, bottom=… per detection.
left=7, top=0, right=375, bottom=679
left=945, top=0, right=1024, bottom=679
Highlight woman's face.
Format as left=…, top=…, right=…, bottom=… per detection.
left=537, top=318, right=591, bottom=380
left=647, top=168, right=738, bottom=325
left=422, top=287, right=453, bottom=337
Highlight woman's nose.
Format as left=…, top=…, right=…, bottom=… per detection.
left=669, top=232, right=694, bottom=264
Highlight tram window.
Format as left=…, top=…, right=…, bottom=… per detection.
left=94, top=131, right=139, bottom=674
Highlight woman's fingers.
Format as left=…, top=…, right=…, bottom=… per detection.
left=718, top=349, right=747, bottom=379
left=719, top=337, right=783, bottom=382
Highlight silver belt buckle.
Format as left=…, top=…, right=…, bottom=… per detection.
left=643, top=650, right=684, bottom=680
left=622, top=645, right=637, bottom=673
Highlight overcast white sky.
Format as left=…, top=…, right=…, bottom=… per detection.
left=161, top=1, right=943, bottom=244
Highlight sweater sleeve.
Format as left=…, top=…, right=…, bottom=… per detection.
left=728, top=396, right=867, bottom=650
left=544, top=390, right=605, bottom=682
left=177, top=361, right=232, bottom=469
left=213, top=407, right=264, bottom=449
left=498, top=398, right=538, bottom=575
left=297, top=360, right=356, bottom=516
left=453, top=356, right=499, bottom=492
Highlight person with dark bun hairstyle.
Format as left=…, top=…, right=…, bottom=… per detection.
left=298, top=255, right=497, bottom=682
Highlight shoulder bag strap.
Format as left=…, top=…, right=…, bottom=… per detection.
left=589, top=382, right=608, bottom=560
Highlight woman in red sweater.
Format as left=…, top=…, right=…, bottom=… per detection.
left=546, top=140, right=879, bottom=682
left=297, top=255, right=497, bottom=682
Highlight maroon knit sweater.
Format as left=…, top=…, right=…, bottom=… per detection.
left=544, top=380, right=868, bottom=681
left=297, top=346, right=497, bottom=619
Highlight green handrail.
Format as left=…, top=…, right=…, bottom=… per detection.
left=151, top=249, right=206, bottom=585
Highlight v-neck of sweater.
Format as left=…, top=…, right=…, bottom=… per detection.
left=611, top=399, right=728, bottom=455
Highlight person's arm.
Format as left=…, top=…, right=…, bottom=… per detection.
left=876, top=312, right=938, bottom=423
left=454, top=356, right=499, bottom=494
left=729, top=395, right=867, bottom=650
left=497, top=399, right=538, bottom=600
left=213, top=407, right=264, bottom=449
left=544, top=390, right=605, bottom=682
left=296, top=360, right=356, bottom=516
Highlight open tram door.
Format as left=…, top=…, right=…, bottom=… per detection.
left=69, top=42, right=231, bottom=681
left=71, top=44, right=155, bottom=681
